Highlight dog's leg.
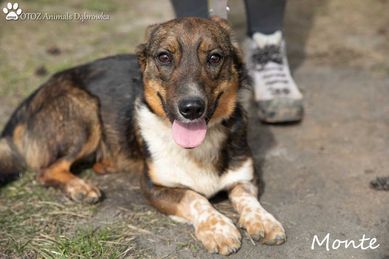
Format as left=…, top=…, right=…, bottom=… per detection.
left=92, top=159, right=117, bottom=175
left=229, top=182, right=286, bottom=245
left=38, top=160, right=101, bottom=203
left=141, top=175, right=241, bottom=255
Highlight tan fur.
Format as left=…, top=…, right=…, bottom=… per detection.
left=12, top=124, right=25, bottom=150
left=144, top=80, right=168, bottom=119
left=37, top=160, right=101, bottom=203
left=68, top=91, right=101, bottom=161
left=12, top=124, right=49, bottom=170
left=92, top=159, right=116, bottom=175
left=25, top=140, right=48, bottom=171
left=210, top=80, right=239, bottom=124
left=95, top=140, right=144, bottom=176
left=37, top=160, right=74, bottom=185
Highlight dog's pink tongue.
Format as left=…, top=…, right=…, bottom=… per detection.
left=172, top=119, right=207, bottom=148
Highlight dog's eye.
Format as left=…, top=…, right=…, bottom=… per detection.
left=157, top=52, right=173, bottom=65
left=208, top=53, right=223, bottom=65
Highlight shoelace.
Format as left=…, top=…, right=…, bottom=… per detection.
left=250, top=45, right=291, bottom=96
left=251, top=45, right=283, bottom=69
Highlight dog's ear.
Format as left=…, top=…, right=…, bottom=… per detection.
left=136, top=23, right=159, bottom=72
left=210, top=16, right=245, bottom=81
left=210, top=16, right=239, bottom=46
left=210, top=16, right=231, bottom=33
left=210, top=16, right=241, bottom=54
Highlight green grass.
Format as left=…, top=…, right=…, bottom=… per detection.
left=80, top=0, right=119, bottom=12
left=0, top=169, right=182, bottom=258
left=0, top=172, right=140, bottom=258
left=35, top=227, right=135, bottom=259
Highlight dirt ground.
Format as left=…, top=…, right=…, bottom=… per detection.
left=0, top=0, right=388, bottom=258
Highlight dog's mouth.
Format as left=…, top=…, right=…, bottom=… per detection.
left=172, top=119, right=207, bottom=149
left=168, top=93, right=224, bottom=149
left=157, top=91, right=224, bottom=149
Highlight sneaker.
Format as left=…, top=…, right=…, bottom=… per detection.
left=243, top=31, right=304, bottom=123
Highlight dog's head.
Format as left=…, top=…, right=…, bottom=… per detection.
left=137, top=17, right=245, bottom=149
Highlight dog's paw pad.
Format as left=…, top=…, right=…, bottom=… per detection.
left=65, top=179, right=101, bottom=204
left=239, top=209, right=286, bottom=245
left=195, top=213, right=241, bottom=255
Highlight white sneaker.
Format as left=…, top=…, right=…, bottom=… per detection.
left=243, top=31, right=304, bottom=123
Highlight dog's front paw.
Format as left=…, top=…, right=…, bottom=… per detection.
left=239, top=208, right=286, bottom=245
left=195, top=212, right=241, bottom=255
left=64, top=178, right=102, bottom=204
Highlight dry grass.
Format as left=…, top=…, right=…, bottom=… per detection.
left=0, top=170, right=192, bottom=258
left=0, top=172, right=132, bottom=258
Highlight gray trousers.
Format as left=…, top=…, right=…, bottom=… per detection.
left=171, top=0, right=286, bottom=35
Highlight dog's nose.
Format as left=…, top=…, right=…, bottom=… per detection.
left=178, top=97, right=205, bottom=120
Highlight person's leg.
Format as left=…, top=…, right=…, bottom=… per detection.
left=243, top=0, right=304, bottom=123
left=171, top=0, right=208, bottom=18
left=244, top=0, right=286, bottom=35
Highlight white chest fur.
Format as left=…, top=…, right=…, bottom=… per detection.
left=137, top=105, right=254, bottom=197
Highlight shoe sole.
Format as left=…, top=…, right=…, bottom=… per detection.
left=257, top=98, right=304, bottom=123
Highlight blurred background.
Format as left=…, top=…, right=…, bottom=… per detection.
left=0, top=0, right=388, bottom=258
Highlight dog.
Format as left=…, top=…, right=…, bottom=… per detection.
left=0, top=17, right=285, bottom=255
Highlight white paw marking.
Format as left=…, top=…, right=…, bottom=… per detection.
left=188, top=199, right=241, bottom=255
left=233, top=195, right=286, bottom=244
left=195, top=211, right=241, bottom=255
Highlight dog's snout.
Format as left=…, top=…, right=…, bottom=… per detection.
left=178, top=97, right=205, bottom=120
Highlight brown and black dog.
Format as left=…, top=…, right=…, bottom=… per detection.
left=0, top=17, right=285, bottom=255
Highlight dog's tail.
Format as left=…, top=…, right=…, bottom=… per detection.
left=0, top=137, right=24, bottom=185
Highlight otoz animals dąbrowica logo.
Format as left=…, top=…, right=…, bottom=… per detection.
left=2, top=2, right=110, bottom=22
left=3, top=2, right=22, bottom=21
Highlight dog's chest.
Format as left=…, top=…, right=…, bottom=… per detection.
left=137, top=105, right=253, bottom=197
